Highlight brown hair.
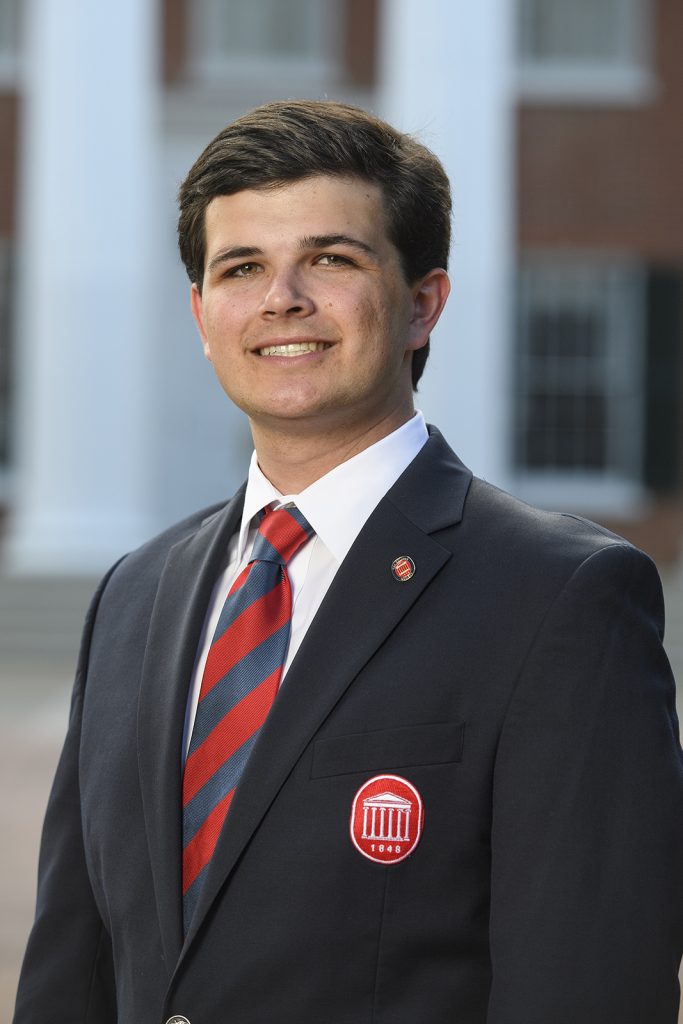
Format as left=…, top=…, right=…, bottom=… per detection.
left=177, top=100, right=451, bottom=387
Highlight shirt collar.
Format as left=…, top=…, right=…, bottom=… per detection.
left=237, top=411, right=428, bottom=565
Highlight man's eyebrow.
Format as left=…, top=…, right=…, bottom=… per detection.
left=206, top=246, right=263, bottom=275
left=300, top=234, right=379, bottom=259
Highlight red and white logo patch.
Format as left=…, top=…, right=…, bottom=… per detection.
left=350, top=774, right=424, bottom=864
left=391, top=555, right=415, bottom=582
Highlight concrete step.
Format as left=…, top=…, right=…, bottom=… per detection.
left=0, top=575, right=97, bottom=660
left=662, top=573, right=683, bottom=656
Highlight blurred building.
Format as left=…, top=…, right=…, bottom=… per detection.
left=0, top=0, right=680, bottom=572
left=516, top=0, right=683, bottom=564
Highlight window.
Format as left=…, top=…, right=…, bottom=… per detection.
left=0, top=0, right=20, bottom=84
left=518, top=0, right=655, bottom=104
left=513, top=257, right=646, bottom=510
left=189, top=0, right=342, bottom=83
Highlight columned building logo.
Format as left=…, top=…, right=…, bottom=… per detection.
left=350, top=774, right=424, bottom=864
left=361, top=791, right=412, bottom=842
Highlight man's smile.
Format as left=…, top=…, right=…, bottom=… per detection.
left=256, top=341, right=333, bottom=358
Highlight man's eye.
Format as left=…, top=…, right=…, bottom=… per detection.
left=227, top=263, right=261, bottom=277
left=316, top=253, right=352, bottom=267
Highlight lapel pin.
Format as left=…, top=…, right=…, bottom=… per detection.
left=350, top=774, right=424, bottom=864
left=391, top=555, right=415, bottom=582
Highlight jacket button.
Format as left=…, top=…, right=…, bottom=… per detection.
left=166, top=1017, right=191, bottom=1024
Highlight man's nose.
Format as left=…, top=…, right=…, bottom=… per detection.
left=260, top=268, right=315, bottom=317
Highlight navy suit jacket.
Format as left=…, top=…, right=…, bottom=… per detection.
left=14, top=427, right=683, bottom=1023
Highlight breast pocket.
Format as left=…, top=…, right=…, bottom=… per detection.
left=310, top=721, right=465, bottom=779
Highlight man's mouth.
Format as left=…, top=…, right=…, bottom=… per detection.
left=257, top=341, right=332, bottom=357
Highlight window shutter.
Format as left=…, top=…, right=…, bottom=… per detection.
left=643, top=269, right=682, bottom=492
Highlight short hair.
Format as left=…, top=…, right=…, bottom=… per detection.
left=177, top=100, right=451, bottom=388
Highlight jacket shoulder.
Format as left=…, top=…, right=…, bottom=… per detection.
left=467, top=475, right=639, bottom=555
left=459, top=477, right=659, bottom=605
left=98, top=490, right=244, bottom=595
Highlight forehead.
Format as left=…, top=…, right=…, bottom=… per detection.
left=203, top=174, right=391, bottom=247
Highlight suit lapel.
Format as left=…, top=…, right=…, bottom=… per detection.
left=180, top=429, right=472, bottom=953
left=137, top=487, right=245, bottom=968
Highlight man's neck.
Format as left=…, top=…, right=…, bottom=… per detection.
left=250, top=407, right=416, bottom=494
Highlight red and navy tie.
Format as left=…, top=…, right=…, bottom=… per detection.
left=182, top=504, right=314, bottom=931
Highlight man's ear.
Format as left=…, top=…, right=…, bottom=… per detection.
left=190, top=282, right=213, bottom=362
left=406, top=268, right=451, bottom=352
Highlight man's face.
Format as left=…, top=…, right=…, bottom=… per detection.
left=191, top=174, right=448, bottom=443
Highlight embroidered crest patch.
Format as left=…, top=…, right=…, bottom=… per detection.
left=350, top=774, right=424, bottom=864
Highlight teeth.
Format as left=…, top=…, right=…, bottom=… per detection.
left=259, top=342, right=330, bottom=357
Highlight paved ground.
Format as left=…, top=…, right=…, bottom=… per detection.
left=0, top=658, right=75, bottom=1018
left=2, top=571, right=683, bottom=1021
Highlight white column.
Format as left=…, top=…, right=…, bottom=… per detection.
left=377, top=0, right=516, bottom=487
left=7, top=0, right=161, bottom=573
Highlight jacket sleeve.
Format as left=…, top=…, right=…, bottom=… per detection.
left=488, top=543, right=683, bottom=1024
left=12, top=566, right=122, bottom=1024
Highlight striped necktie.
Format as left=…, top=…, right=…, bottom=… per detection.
left=182, top=504, right=314, bottom=931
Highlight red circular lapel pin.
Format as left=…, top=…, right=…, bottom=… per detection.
left=350, top=774, right=424, bottom=864
left=391, top=555, right=415, bottom=582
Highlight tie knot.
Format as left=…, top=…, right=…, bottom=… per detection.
left=249, top=505, right=314, bottom=566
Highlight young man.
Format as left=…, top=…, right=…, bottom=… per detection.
left=14, top=101, right=683, bottom=1024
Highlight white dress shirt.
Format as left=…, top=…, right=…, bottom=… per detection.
left=183, top=411, right=429, bottom=756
